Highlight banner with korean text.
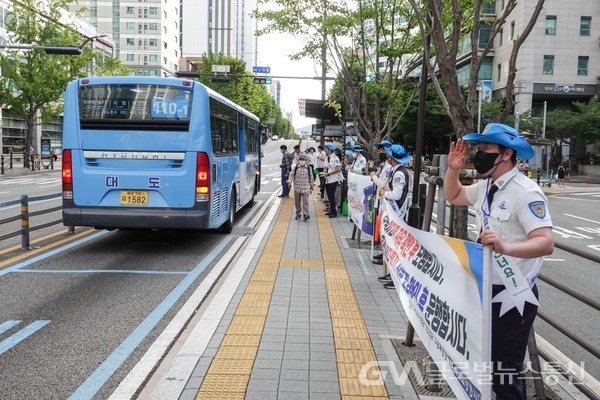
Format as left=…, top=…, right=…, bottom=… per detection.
left=380, top=199, right=491, bottom=400
left=347, top=171, right=375, bottom=236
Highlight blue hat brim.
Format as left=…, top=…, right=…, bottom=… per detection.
left=325, top=144, right=335, bottom=151
left=384, top=146, right=412, bottom=164
left=463, top=132, right=534, bottom=160
left=374, top=140, right=392, bottom=149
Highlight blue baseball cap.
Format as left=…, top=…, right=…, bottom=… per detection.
left=352, top=145, right=365, bottom=152
left=463, top=123, right=534, bottom=160
left=334, top=147, right=342, bottom=153
left=325, top=144, right=335, bottom=151
left=374, top=139, right=392, bottom=149
left=385, top=144, right=412, bottom=164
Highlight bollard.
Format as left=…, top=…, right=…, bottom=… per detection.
left=536, top=168, right=541, bottom=186
left=9, top=151, right=13, bottom=169
left=1, top=155, right=3, bottom=175
left=20, top=195, right=31, bottom=250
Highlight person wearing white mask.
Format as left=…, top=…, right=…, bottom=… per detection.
left=350, top=145, right=367, bottom=175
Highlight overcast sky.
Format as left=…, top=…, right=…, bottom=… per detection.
left=255, top=31, right=333, bottom=130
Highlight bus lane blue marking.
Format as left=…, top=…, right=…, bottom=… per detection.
left=69, top=236, right=233, bottom=400
left=0, top=320, right=51, bottom=356
left=0, top=320, right=21, bottom=335
left=16, top=269, right=188, bottom=275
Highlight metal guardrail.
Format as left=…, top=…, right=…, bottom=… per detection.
left=0, top=193, right=63, bottom=249
left=0, top=152, right=56, bottom=174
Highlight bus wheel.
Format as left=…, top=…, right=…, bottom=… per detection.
left=220, top=193, right=235, bottom=233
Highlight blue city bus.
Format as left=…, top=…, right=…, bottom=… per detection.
left=62, top=76, right=261, bottom=232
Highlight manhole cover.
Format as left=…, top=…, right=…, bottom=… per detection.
left=390, top=339, right=562, bottom=399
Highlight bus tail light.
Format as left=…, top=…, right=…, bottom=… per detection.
left=196, top=152, right=210, bottom=202
left=62, top=149, right=73, bottom=199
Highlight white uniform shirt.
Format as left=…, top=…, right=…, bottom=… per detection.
left=316, top=150, right=327, bottom=169
left=372, top=161, right=393, bottom=188
left=351, top=154, right=367, bottom=174
left=325, top=153, right=341, bottom=183
left=383, top=165, right=412, bottom=216
left=465, top=167, right=553, bottom=285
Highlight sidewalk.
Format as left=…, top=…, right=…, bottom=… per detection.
left=148, top=193, right=414, bottom=400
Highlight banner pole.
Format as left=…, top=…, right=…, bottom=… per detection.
left=482, top=247, right=493, bottom=400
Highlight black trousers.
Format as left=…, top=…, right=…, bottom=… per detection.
left=325, top=181, right=338, bottom=215
left=491, top=284, right=538, bottom=400
left=316, top=168, right=325, bottom=198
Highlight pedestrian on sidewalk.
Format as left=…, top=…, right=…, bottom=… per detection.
left=288, top=154, right=314, bottom=221
left=322, top=144, right=341, bottom=218
left=444, top=122, right=554, bottom=400
left=316, top=144, right=327, bottom=200
left=279, top=144, right=293, bottom=198
left=557, top=162, right=566, bottom=187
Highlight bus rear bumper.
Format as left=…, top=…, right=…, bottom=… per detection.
left=63, top=204, right=211, bottom=230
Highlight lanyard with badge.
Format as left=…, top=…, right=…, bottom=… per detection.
left=481, top=177, right=539, bottom=316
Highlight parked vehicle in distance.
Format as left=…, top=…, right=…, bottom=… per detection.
left=272, top=135, right=279, bottom=141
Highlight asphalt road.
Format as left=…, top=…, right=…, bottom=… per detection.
left=0, top=141, right=597, bottom=399
left=0, top=147, right=282, bottom=400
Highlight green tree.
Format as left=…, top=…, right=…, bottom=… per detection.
left=0, top=0, right=92, bottom=165
left=254, top=0, right=423, bottom=153
left=93, top=54, right=132, bottom=77
left=193, top=52, right=292, bottom=136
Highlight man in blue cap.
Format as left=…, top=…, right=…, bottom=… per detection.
left=350, top=145, right=367, bottom=174
left=444, top=123, right=554, bottom=400
left=377, top=144, right=413, bottom=289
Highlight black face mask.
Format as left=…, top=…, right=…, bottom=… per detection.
left=378, top=153, right=388, bottom=162
left=473, top=150, right=501, bottom=175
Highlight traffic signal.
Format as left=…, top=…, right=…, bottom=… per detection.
left=211, top=75, right=231, bottom=83
left=253, top=77, right=272, bottom=84
left=43, top=46, right=82, bottom=55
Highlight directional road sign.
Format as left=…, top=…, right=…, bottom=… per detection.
left=252, top=66, right=271, bottom=74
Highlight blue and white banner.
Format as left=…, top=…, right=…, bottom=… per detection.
left=381, top=199, right=492, bottom=400
left=347, top=171, right=375, bottom=235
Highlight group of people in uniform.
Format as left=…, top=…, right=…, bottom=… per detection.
left=281, top=122, right=554, bottom=400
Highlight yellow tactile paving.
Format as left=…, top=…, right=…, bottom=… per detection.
left=196, top=197, right=294, bottom=399
left=314, top=197, right=388, bottom=399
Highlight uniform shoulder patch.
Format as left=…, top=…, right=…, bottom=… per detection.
left=528, top=201, right=547, bottom=219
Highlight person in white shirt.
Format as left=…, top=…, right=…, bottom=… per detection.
left=322, top=144, right=341, bottom=218
left=444, top=122, right=553, bottom=400
left=316, top=144, right=327, bottom=199
left=350, top=145, right=367, bottom=175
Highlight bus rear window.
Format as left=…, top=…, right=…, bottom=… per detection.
left=79, top=84, right=193, bottom=130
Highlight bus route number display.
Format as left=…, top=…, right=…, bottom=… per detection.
left=151, top=98, right=189, bottom=119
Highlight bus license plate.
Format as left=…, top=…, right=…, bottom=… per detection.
left=120, top=190, right=148, bottom=206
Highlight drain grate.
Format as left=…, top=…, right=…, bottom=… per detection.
left=391, top=339, right=562, bottom=399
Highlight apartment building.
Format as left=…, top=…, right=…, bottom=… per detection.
left=70, top=0, right=181, bottom=77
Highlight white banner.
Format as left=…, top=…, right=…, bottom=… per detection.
left=381, top=199, right=491, bottom=400
left=347, top=171, right=375, bottom=236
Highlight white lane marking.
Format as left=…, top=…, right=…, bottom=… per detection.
left=563, top=213, right=600, bottom=225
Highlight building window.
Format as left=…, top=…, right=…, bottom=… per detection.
left=545, top=16, right=556, bottom=35
left=149, top=23, right=158, bottom=30
left=163, top=57, right=168, bottom=65
left=497, top=63, right=501, bottom=81
left=149, top=7, right=157, bottom=14
left=578, top=56, right=589, bottom=76
left=479, top=22, right=491, bottom=48
left=126, top=38, right=135, bottom=46
left=149, top=39, right=157, bottom=46
left=126, top=22, right=136, bottom=30
left=510, top=21, right=515, bottom=40
left=126, top=54, right=135, bottom=61
left=580, top=16, right=591, bottom=36
left=126, top=6, right=134, bottom=14
left=543, top=55, right=554, bottom=74
left=499, top=28, right=503, bottom=46
left=149, top=54, right=157, bottom=62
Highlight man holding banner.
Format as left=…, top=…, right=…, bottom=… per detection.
left=444, top=123, right=554, bottom=400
